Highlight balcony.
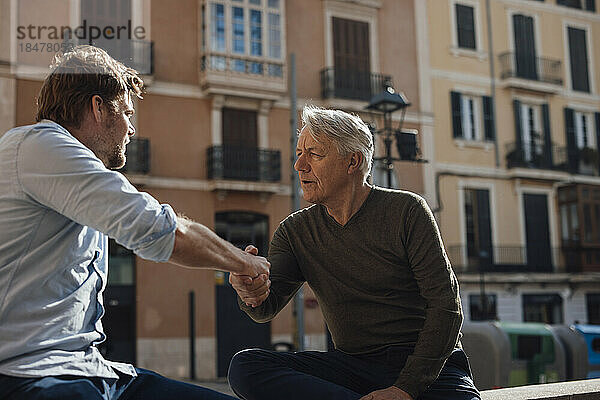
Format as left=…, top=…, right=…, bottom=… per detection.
left=200, top=54, right=286, bottom=98
left=207, top=145, right=281, bottom=183
left=498, top=52, right=562, bottom=93
left=122, top=138, right=150, bottom=174
left=320, top=68, right=392, bottom=102
left=567, top=147, right=599, bottom=176
left=505, top=141, right=567, bottom=171
left=447, top=245, right=559, bottom=273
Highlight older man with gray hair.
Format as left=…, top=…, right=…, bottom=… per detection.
left=227, top=105, right=480, bottom=400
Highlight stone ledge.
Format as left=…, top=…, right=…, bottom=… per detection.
left=481, top=379, right=600, bottom=400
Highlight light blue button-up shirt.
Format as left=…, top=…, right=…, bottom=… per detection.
left=0, top=120, right=177, bottom=378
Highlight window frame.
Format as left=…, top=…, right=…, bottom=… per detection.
left=458, top=180, right=499, bottom=267
left=205, top=0, right=285, bottom=76
left=323, top=0, right=380, bottom=75
left=563, top=20, right=596, bottom=95
left=449, top=0, right=485, bottom=57
left=469, top=293, right=498, bottom=321
left=451, top=90, right=494, bottom=144
left=522, top=293, right=564, bottom=324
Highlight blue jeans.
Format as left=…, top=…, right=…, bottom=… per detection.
left=0, top=368, right=236, bottom=400
left=228, top=347, right=480, bottom=400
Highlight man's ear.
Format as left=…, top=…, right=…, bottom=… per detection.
left=90, top=95, right=104, bottom=123
left=347, top=152, right=363, bottom=174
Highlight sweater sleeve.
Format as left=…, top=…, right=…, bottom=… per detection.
left=238, top=223, right=306, bottom=323
left=393, top=196, right=463, bottom=399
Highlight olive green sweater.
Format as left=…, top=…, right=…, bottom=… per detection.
left=239, top=187, right=463, bottom=398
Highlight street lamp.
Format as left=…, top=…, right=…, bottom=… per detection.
left=366, top=83, right=420, bottom=188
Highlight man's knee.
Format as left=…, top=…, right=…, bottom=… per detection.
left=228, top=348, right=263, bottom=389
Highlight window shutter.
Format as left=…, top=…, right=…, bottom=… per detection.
left=513, top=15, right=537, bottom=80
left=542, top=104, right=553, bottom=168
left=476, top=189, right=493, bottom=268
left=568, top=27, right=590, bottom=93
left=456, top=4, right=476, bottom=49
left=565, top=108, right=578, bottom=173
left=586, top=0, right=596, bottom=11
left=451, top=91, right=463, bottom=138
left=483, top=96, right=495, bottom=141
left=513, top=100, right=523, bottom=150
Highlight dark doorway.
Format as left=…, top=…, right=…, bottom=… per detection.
left=513, top=14, right=537, bottom=80
left=99, top=239, right=136, bottom=364
left=523, top=194, right=552, bottom=271
left=215, top=212, right=271, bottom=377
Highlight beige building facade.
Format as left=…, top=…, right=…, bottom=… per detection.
left=422, top=0, right=600, bottom=325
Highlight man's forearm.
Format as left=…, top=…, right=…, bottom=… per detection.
left=168, top=216, right=267, bottom=275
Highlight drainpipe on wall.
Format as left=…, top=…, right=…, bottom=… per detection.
left=486, top=0, right=500, bottom=168
left=289, top=53, right=305, bottom=352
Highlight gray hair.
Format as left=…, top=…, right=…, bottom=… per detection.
left=301, top=105, right=374, bottom=179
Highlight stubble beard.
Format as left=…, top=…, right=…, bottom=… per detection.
left=101, top=114, right=127, bottom=170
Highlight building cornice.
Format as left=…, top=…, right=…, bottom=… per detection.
left=457, top=272, right=600, bottom=284
left=497, top=0, right=600, bottom=22
left=126, top=174, right=292, bottom=196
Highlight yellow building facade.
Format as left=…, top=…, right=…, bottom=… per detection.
left=423, top=0, right=600, bottom=324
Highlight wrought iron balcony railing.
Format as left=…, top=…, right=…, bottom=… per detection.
left=207, top=145, right=281, bottom=182
left=447, top=245, right=559, bottom=273
left=320, top=68, right=392, bottom=102
left=505, top=141, right=568, bottom=171
left=498, top=52, right=562, bottom=85
left=567, top=147, right=599, bottom=176
left=122, top=138, right=150, bottom=174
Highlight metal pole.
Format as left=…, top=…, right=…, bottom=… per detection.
left=486, top=0, right=500, bottom=168
left=384, top=110, right=393, bottom=188
left=188, top=291, right=196, bottom=380
left=289, top=53, right=304, bottom=351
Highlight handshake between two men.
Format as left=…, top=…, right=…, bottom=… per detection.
left=230, top=245, right=272, bottom=309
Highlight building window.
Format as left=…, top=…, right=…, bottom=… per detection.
left=567, top=27, right=590, bottom=93
left=455, top=4, right=476, bottom=50
left=587, top=293, right=600, bottom=324
left=464, top=188, right=493, bottom=269
left=521, top=103, right=543, bottom=162
left=557, top=0, right=596, bottom=11
left=212, top=3, right=226, bottom=52
left=558, top=185, right=600, bottom=266
left=268, top=13, right=281, bottom=59
left=512, top=14, right=538, bottom=81
left=206, top=0, right=283, bottom=77
left=565, top=108, right=599, bottom=175
left=450, top=92, right=495, bottom=142
left=523, top=294, right=563, bottom=324
left=469, top=294, right=497, bottom=321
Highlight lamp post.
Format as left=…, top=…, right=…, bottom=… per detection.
left=366, top=83, right=414, bottom=188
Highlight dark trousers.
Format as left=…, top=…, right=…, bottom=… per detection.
left=228, top=347, right=480, bottom=400
left=0, top=368, right=236, bottom=400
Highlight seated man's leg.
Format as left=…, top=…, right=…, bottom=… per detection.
left=419, top=349, right=481, bottom=400
left=0, top=374, right=107, bottom=400
left=118, top=368, right=237, bottom=400
left=228, top=348, right=372, bottom=400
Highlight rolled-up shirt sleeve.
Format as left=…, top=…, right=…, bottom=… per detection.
left=16, top=125, right=176, bottom=262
